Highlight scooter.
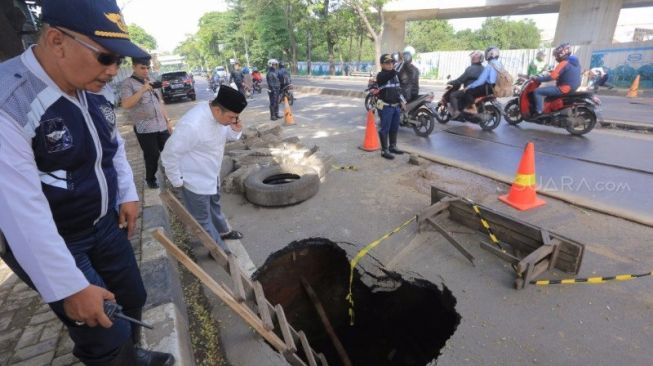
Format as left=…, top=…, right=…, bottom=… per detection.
left=512, top=74, right=529, bottom=96
left=434, top=82, right=502, bottom=131
left=400, top=93, right=437, bottom=137
left=278, top=84, right=294, bottom=105
left=252, top=79, right=262, bottom=94
left=503, top=79, right=601, bottom=136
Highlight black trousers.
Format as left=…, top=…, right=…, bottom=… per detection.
left=0, top=213, right=147, bottom=364
left=134, top=128, right=170, bottom=183
left=268, top=90, right=280, bottom=117
left=462, top=84, right=493, bottom=109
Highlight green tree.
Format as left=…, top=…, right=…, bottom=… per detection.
left=127, top=24, right=157, bottom=51
left=406, top=19, right=457, bottom=52
left=473, top=18, right=540, bottom=50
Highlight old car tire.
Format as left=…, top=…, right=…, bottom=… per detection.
left=245, top=165, right=319, bottom=207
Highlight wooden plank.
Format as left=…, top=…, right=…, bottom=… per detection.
left=160, top=190, right=259, bottom=288
left=480, top=241, right=519, bottom=264
left=298, top=331, right=319, bottom=366
left=448, top=208, right=580, bottom=267
left=300, top=277, right=353, bottom=366
left=275, top=304, right=297, bottom=353
left=516, top=245, right=554, bottom=274
left=317, top=353, right=329, bottom=366
left=229, top=255, right=247, bottom=302
left=160, top=190, right=229, bottom=267
left=417, top=201, right=450, bottom=230
left=284, top=353, right=308, bottom=366
left=253, top=282, right=274, bottom=331
left=424, top=217, right=475, bottom=266
left=517, top=260, right=550, bottom=289
left=151, top=229, right=288, bottom=352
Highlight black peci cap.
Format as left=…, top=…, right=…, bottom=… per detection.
left=212, top=86, right=247, bottom=113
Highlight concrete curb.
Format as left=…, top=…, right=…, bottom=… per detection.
left=139, top=183, right=195, bottom=365
left=292, top=84, right=653, bottom=133
left=403, top=147, right=653, bottom=228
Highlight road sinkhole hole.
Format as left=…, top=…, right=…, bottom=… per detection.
left=253, top=238, right=460, bottom=365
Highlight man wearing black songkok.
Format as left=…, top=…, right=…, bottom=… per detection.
left=162, top=86, right=248, bottom=251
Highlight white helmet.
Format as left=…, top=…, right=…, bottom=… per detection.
left=403, top=46, right=416, bottom=57
left=267, top=58, right=279, bottom=67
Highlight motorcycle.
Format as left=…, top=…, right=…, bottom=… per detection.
left=434, top=82, right=503, bottom=131
left=399, top=93, right=437, bottom=137
left=252, top=79, right=262, bottom=94
left=364, top=77, right=379, bottom=111
left=503, top=79, right=601, bottom=136
left=512, top=73, right=529, bottom=96
left=278, top=84, right=294, bottom=105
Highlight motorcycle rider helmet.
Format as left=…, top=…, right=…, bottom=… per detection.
left=403, top=45, right=416, bottom=63
left=267, top=58, right=279, bottom=67
left=553, top=43, right=572, bottom=62
left=469, top=50, right=484, bottom=64
left=536, top=49, right=546, bottom=60
left=485, top=46, right=500, bottom=61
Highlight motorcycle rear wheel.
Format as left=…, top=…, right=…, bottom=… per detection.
left=479, top=105, right=502, bottom=131
left=503, top=99, right=523, bottom=125
left=413, top=108, right=436, bottom=137
left=434, top=102, right=451, bottom=124
left=565, top=106, right=597, bottom=135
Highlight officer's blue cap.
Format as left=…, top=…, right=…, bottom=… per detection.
left=41, top=0, right=149, bottom=59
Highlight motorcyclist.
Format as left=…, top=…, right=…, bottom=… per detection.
left=376, top=53, right=407, bottom=160
left=528, top=50, right=548, bottom=77
left=460, top=46, right=504, bottom=115
left=230, top=61, right=245, bottom=95
left=266, top=59, right=281, bottom=120
left=252, top=67, right=263, bottom=90
left=448, top=50, right=485, bottom=117
left=532, top=43, right=581, bottom=117
left=278, top=62, right=291, bottom=90
left=397, top=46, right=420, bottom=102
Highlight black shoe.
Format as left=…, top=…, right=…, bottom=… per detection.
left=389, top=145, right=404, bottom=155
left=271, top=116, right=277, bottom=121
left=275, top=115, right=282, bottom=119
left=381, top=149, right=395, bottom=160
left=146, top=180, right=159, bottom=189
left=135, top=348, right=175, bottom=366
left=220, top=230, right=244, bottom=240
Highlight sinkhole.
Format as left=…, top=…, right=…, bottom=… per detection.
left=253, top=238, right=460, bottom=366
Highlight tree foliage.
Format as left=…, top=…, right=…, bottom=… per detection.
left=127, top=24, right=157, bottom=51
left=406, top=17, right=541, bottom=53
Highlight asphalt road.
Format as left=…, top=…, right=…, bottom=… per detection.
left=163, top=78, right=653, bottom=366
left=292, top=76, right=653, bottom=126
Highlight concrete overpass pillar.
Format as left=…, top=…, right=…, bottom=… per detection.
left=381, top=15, right=405, bottom=53
left=553, top=0, right=623, bottom=46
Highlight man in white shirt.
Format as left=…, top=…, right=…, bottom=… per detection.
left=0, top=0, right=174, bottom=364
left=162, top=86, right=247, bottom=254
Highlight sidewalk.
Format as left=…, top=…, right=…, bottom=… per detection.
left=0, top=122, right=192, bottom=365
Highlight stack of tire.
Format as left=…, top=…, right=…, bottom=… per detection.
left=244, top=164, right=320, bottom=207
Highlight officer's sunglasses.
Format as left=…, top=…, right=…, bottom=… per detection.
left=55, top=27, right=125, bottom=66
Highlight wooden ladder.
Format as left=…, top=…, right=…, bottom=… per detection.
left=154, top=190, right=328, bottom=366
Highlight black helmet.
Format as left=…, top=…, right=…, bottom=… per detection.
left=553, top=43, right=572, bottom=62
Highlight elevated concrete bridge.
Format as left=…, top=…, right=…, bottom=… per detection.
left=382, top=0, right=653, bottom=50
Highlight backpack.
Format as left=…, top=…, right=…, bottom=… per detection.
left=490, top=63, right=513, bottom=97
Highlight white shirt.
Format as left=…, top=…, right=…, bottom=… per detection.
left=161, top=103, right=241, bottom=195
left=0, top=47, right=138, bottom=302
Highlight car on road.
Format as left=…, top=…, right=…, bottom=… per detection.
left=161, top=71, right=196, bottom=103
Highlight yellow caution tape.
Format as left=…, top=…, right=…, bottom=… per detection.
left=345, top=216, right=416, bottom=325
left=467, top=200, right=505, bottom=253
left=532, top=272, right=652, bottom=286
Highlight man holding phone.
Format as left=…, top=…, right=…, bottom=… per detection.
left=121, top=57, right=172, bottom=189
left=161, top=86, right=247, bottom=253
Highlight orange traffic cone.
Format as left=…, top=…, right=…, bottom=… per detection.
left=283, top=96, right=295, bottom=125
left=627, top=74, right=640, bottom=98
left=499, top=142, right=546, bottom=211
left=359, top=109, right=381, bottom=151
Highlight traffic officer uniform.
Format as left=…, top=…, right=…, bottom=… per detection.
left=376, top=53, right=406, bottom=160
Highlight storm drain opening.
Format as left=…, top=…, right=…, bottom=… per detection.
left=253, top=238, right=460, bottom=366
